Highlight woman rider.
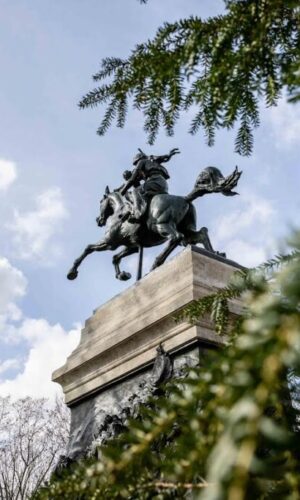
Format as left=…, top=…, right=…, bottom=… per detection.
left=120, top=148, right=180, bottom=222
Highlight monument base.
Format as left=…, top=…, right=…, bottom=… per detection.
left=66, top=342, right=214, bottom=460
left=53, top=246, right=243, bottom=459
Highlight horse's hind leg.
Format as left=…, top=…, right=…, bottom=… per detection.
left=187, top=227, right=214, bottom=252
left=112, top=246, right=139, bottom=281
left=200, top=227, right=215, bottom=252
left=150, top=222, right=182, bottom=271
left=181, top=204, right=214, bottom=252
left=67, top=241, right=108, bottom=280
left=185, top=227, right=227, bottom=256
left=151, top=239, right=179, bottom=271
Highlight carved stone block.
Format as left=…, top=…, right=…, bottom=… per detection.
left=53, top=247, right=243, bottom=458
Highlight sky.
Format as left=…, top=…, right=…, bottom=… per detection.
left=0, top=0, right=299, bottom=401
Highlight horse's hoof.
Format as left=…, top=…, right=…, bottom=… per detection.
left=150, top=262, right=160, bottom=271
left=67, top=270, right=78, bottom=280
left=117, top=271, right=131, bottom=281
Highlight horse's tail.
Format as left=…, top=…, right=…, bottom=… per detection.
left=185, top=166, right=242, bottom=202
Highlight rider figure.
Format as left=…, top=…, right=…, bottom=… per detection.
left=120, top=148, right=180, bottom=222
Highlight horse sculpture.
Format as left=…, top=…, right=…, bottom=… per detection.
left=67, top=157, right=242, bottom=281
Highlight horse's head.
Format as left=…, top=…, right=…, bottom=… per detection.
left=96, top=186, right=114, bottom=227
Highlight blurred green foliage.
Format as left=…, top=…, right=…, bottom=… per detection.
left=36, top=233, right=300, bottom=499
left=80, top=0, right=299, bottom=155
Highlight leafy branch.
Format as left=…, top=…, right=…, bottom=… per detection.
left=176, top=250, right=299, bottom=335
left=80, top=0, right=299, bottom=155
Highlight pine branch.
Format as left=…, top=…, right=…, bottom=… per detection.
left=142, top=480, right=211, bottom=490
left=96, top=98, right=118, bottom=136
left=176, top=250, right=299, bottom=329
left=255, top=250, right=300, bottom=272
left=79, top=0, right=299, bottom=154
left=235, top=116, right=253, bottom=156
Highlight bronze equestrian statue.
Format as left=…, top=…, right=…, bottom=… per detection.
left=67, top=149, right=242, bottom=281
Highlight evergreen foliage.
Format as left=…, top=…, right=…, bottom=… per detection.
left=79, top=0, right=299, bottom=155
left=36, top=233, right=300, bottom=499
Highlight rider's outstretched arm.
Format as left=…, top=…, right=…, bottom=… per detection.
left=154, top=148, right=180, bottom=164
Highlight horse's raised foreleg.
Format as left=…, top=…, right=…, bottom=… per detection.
left=67, top=241, right=109, bottom=280
left=112, top=246, right=139, bottom=281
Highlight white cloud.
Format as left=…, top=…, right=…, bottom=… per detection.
left=8, top=187, right=68, bottom=262
left=266, top=98, right=300, bottom=147
left=0, top=256, right=80, bottom=399
left=0, top=320, right=80, bottom=399
left=212, top=194, right=277, bottom=267
left=0, top=159, right=17, bottom=190
left=223, top=240, right=266, bottom=268
left=0, top=257, right=27, bottom=333
left=0, top=358, right=20, bottom=375
left=214, top=194, right=275, bottom=243
left=0, top=257, right=27, bottom=312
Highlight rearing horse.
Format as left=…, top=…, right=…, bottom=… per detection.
left=67, top=166, right=241, bottom=281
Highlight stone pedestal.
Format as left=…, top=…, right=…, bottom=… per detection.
left=53, top=247, right=243, bottom=459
